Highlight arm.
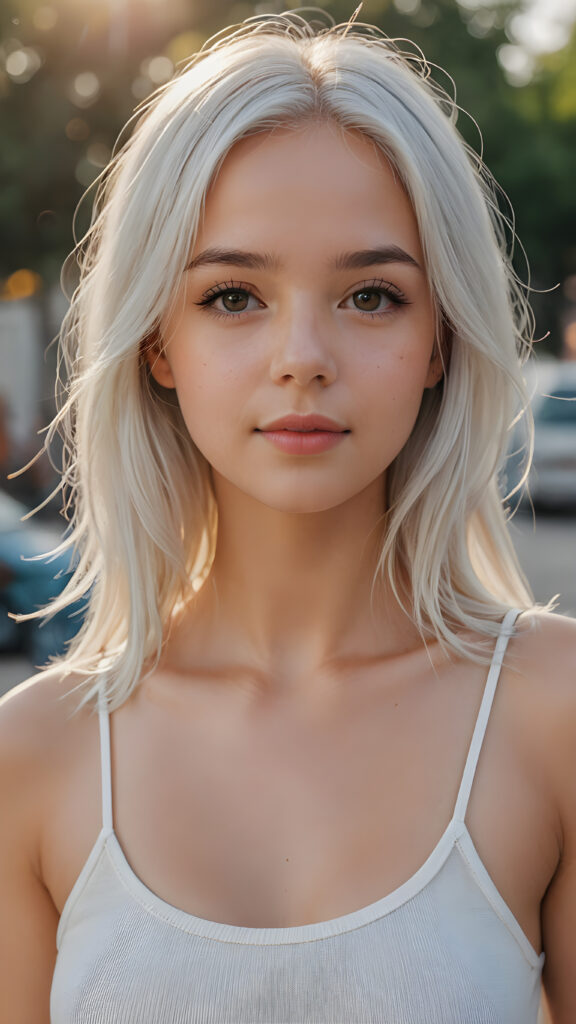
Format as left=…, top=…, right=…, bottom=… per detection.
left=540, top=820, right=576, bottom=1021
left=536, top=619, right=576, bottom=1022
left=0, top=681, right=60, bottom=1024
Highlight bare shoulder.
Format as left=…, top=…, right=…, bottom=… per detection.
left=0, top=671, right=97, bottom=1017
left=0, top=669, right=96, bottom=841
left=507, top=610, right=576, bottom=813
left=505, top=609, right=576, bottom=721
left=0, top=668, right=93, bottom=768
left=511, top=614, right=576, bottom=1019
left=509, top=609, right=576, bottom=696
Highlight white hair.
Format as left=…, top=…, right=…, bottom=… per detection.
left=40, top=12, right=539, bottom=709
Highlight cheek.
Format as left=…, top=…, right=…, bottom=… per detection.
left=362, top=343, right=433, bottom=407
left=356, top=350, right=433, bottom=452
left=171, top=360, right=243, bottom=454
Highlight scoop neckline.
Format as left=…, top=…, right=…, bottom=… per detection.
left=105, top=819, right=462, bottom=945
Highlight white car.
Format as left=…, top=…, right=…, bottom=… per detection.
left=520, top=362, right=576, bottom=510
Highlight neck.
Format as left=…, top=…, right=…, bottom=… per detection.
left=167, top=473, right=421, bottom=697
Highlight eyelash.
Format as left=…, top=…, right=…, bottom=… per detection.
left=194, top=278, right=410, bottom=320
left=343, top=279, right=410, bottom=318
left=195, top=281, right=260, bottom=320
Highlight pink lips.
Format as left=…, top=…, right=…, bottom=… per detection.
left=256, top=414, right=350, bottom=455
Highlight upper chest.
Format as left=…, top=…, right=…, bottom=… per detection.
left=43, top=657, right=557, bottom=950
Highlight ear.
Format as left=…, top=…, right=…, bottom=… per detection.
left=424, top=344, right=444, bottom=389
left=142, top=333, right=176, bottom=389
left=424, top=315, right=451, bottom=389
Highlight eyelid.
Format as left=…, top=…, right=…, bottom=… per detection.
left=338, top=279, right=411, bottom=318
left=343, top=278, right=409, bottom=302
left=195, top=280, right=261, bottom=306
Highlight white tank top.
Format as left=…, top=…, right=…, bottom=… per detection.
left=51, top=608, right=544, bottom=1023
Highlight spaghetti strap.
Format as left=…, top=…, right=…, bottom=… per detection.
left=97, top=691, right=113, bottom=835
left=453, top=607, right=521, bottom=824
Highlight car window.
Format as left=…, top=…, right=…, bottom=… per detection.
left=535, top=389, right=576, bottom=424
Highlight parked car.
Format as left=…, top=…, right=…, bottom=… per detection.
left=507, top=361, right=576, bottom=511
left=0, top=489, right=84, bottom=665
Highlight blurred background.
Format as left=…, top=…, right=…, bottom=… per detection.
left=0, top=0, right=575, bottom=694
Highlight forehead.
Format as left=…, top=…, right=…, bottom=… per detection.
left=194, top=123, right=424, bottom=266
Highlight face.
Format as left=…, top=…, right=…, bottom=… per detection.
left=149, top=123, right=440, bottom=514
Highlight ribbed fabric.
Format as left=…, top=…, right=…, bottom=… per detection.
left=51, top=608, right=544, bottom=1023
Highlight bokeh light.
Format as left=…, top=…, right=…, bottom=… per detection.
left=142, top=55, right=173, bottom=84
left=75, top=158, right=99, bottom=187
left=86, top=142, right=111, bottom=167
left=131, top=75, right=153, bottom=99
left=565, top=322, right=576, bottom=357
left=69, top=71, right=101, bottom=107
left=65, top=117, right=91, bottom=141
left=33, top=6, right=59, bottom=31
left=497, top=44, right=535, bottom=86
left=393, top=0, right=420, bottom=14
left=5, top=47, right=42, bottom=83
left=165, top=31, right=205, bottom=66
left=466, top=8, right=498, bottom=39
left=1, top=270, right=43, bottom=301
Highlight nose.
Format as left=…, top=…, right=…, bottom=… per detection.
left=269, top=302, right=337, bottom=388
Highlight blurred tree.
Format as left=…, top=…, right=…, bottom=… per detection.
left=512, top=24, right=576, bottom=347
left=0, top=0, right=574, bottom=351
left=316, top=0, right=576, bottom=350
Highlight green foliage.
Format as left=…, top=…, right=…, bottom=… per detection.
left=1, top=0, right=574, bottom=350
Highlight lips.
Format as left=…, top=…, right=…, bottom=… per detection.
left=257, top=414, right=349, bottom=433
left=255, top=414, right=350, bottom=455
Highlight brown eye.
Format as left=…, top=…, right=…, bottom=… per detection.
left=352, top=289, right=386, bottom=312
left=221, top=290, right=249, bottom=312
left=196, top=282, right=262, bottom=316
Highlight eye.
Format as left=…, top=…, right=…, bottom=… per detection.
left=195, top=282, right=263, bottom=316
left=340, top=280, right=409, bottom=317
left=351, top=289, right=390, bottom=312
left=215, top=289, right=254, bottom=313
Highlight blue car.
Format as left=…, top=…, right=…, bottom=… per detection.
left=0, top=490, right=84, bottom=666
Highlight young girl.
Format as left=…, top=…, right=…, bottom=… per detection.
left=1, top=12, right=575, bottom=1023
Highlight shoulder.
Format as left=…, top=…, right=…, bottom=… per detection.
left=0, top=671, right=97, bottom=860
left=509, top=613, right=576, bottom=1014
left=504, top=609, right=576, bottom=728
left=0, top=668, right=94, bottom=766
left=505, top=610, right=576, bottom=830
left=507, top=608, right=576, bottom=696
left=511, top=603, right=576, bottom=652
left=0, top=673, right=97, bottom=1012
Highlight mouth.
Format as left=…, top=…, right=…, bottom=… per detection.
left=257, top=414, right=350, bottom=433
left=255, top=423, right=350, bottom=455
left=256, top=427, right=350, bottom=433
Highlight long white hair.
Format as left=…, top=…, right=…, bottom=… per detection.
left=42, top=12, right=538, bottom=708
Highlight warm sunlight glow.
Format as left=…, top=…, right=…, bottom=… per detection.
left=564, top=321, right=576, bottom=359
left=33, top=5, right=59, bottom=30
left=5, top=47, right=42, bottom=83
left=69, top=71, right=101, bottom=107
left=1, top=270, right=43, bottom=302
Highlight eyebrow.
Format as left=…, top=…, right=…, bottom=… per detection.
left=185, top=244, right=422, bottom=273
left=186, top=248, right=279, bottom=272
left=332, top=245, right=421, bottom=272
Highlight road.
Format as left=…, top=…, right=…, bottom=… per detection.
left=1, top=511, right=575, bottom=699
left=510, top=509, right=576, bottom=617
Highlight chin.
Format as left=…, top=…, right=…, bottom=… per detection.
left=247, top=485, right=372, bottom=516
left=211, top=467, right=384, bottom=515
